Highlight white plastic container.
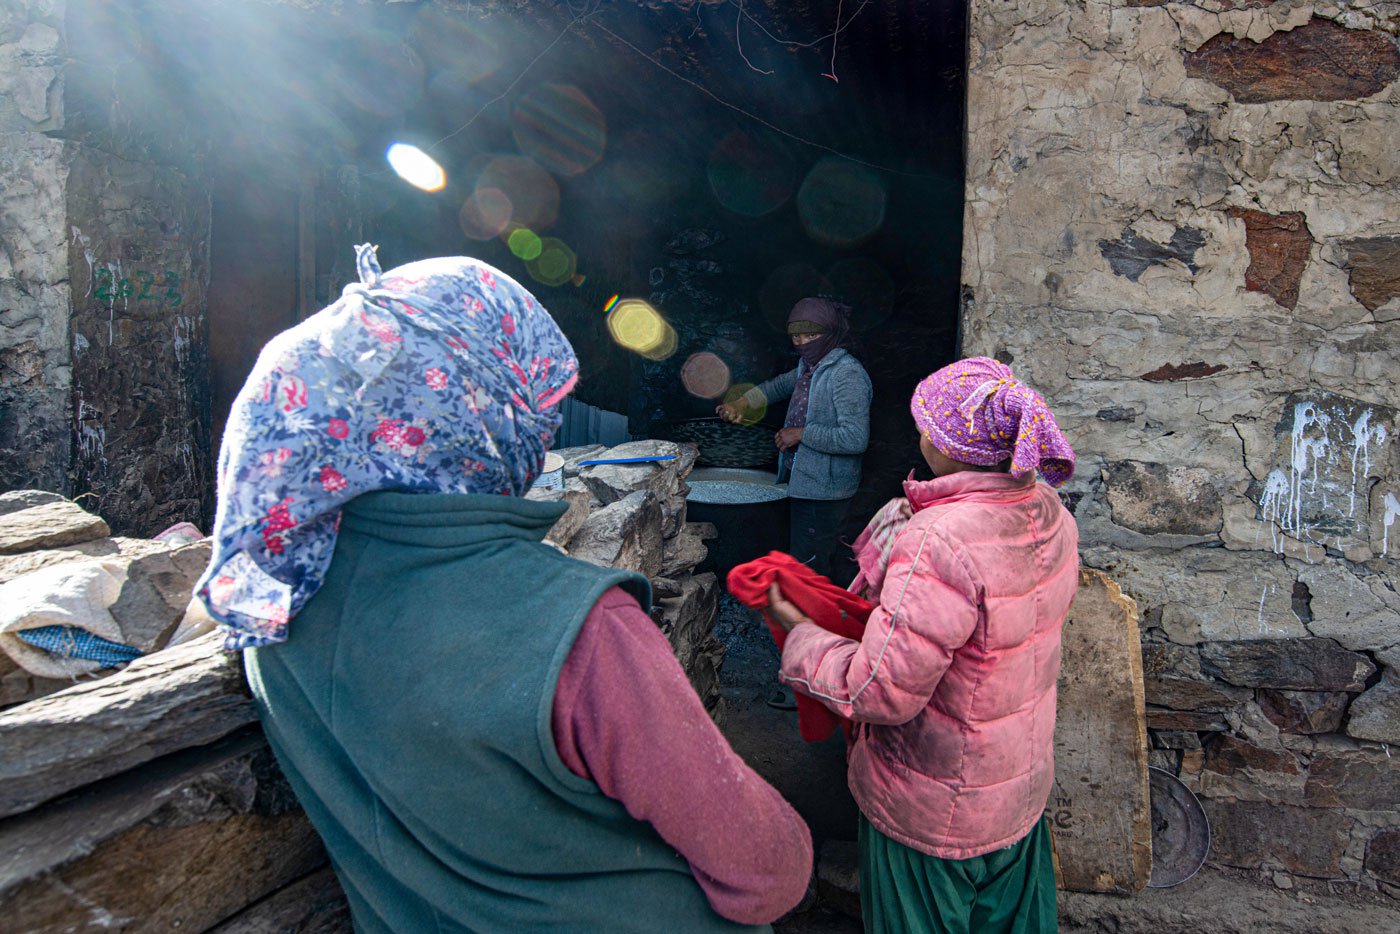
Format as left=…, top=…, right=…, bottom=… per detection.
left=534, top=452, right=565, bottom=490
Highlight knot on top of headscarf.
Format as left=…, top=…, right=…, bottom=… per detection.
left=911, top=357, right=1075, bottom=487
left=957, top=375, right=1018, bottom=428
left=355, top=242, right=383, bottom=287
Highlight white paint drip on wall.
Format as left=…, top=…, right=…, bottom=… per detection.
left=172, top=315, right=193, bottom=367
left=1288, top=401, right=1330, bottom=537
left=69, top=226, right=95, bottom=297
left=1256, top=582, right=1272, bottom=635
left=1259, top=400, right=1393, bottom=557
left=1259, top=470, right=1291, bottom=553
left=1384, top=492, right=1400, bottom=558
left=1350, top=408, right=1387, bottom=517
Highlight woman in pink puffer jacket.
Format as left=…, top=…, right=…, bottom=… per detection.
left=766, top=358, right=1079, bottom=934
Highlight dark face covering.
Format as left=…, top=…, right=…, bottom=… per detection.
left=788, top=297, right=851, bottom=367
left=784, top=297, right=853, bottom=432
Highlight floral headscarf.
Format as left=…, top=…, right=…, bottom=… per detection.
left=910, top=357, right=1075, bottom=487
left=196, top=245, right=578, bottom=649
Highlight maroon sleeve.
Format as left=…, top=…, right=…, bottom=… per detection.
left=552, top=586, right=813, bottom=925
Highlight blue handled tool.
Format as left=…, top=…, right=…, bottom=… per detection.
left=576, top=454, right=679, bottom=467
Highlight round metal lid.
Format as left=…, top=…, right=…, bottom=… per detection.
left=1147, top=766, right=1211, bottom=888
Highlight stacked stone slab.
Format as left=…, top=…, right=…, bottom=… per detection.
left=0, top=451, right=726, bottom=930
left=530, top=439, right=726, bottom=721
left=0, top=491, right=333, bottom=931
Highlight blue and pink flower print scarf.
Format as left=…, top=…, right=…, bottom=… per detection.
left=196, top=245, right=579, bottom=650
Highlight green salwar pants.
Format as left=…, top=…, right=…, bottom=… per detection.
left=858, top=815, right=1056, bottom=934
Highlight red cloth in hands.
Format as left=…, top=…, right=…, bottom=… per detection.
left=726, top=551, right=874, bottom=741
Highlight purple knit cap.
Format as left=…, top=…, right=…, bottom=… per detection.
left=911, top=357, right=1075, bottom=487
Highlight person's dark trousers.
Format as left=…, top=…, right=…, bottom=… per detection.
left=788, top=496, right=854, bottom=587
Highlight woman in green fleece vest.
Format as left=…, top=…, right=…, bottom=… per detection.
left=195, top=246, right=812, bottom=932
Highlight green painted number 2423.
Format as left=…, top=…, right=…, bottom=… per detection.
left=94, top=267, right=182, bottom=307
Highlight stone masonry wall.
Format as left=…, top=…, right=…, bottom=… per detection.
left=0, top=0, right=213, bottom=534
left=0, top=0, right=71, bottom=495
left=67, top=148, right=212, bottom=535
left=962, top=0, right=1400, bottom=891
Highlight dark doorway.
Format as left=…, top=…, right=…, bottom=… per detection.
left=206, top=164, right=302, bottom=455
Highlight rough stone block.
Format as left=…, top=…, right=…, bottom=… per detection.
left=1229, top=208, right=1312, bottom=310
left=209, top=865, right=350, bottom=934
left=1185, top=19, right=1400, bottom=103
left=0, top=490, right=65, bottom=518
left=1147, top=749, right=1180, bottom=773
left=1343, top=236, right=1400, bottom=313
left=1346, top=669, right=1400, bottom=745
left=1146, top=709, right=1228, bottom=732
left=660, top=522, right=710, bottom=578
left=1144, top=674, right=1245, bottom=712
left=1203, top=800, right=1353, bottom=878
left=1366, top=829, right=1400, bottom=888
left=654, top=572, right=720, bottom=674
left=1203, top=734, right=1300, bottom=777
left=0, top=535, right=175, bottom=585
left=1104, top=461, right=1222, bottom=535
left=567, top=491, right=665, bottom=579
left=0, top=650, right=70, bottom=710
left=1258, top=688, right=1350, bottom=734
left=650, top=576, right=684, bottom=599
left=525, top=487, right=592, bottom=549
left=653, top=574, right=724, bottom=719
left=577, top=440, right=691, bottom=506
left=0, top=632, right=255, bottom=819
left=1200, top=638, right=1375, bottom=692
left=1150, top=730, right=1202, bottom=750
left=1304, top=742, right=1400, bottom=810
left=109, top=540, right=213, bottom=652
left=0, top=500, right=110, bottom=554
left=0, top=732, right=326, bottom=930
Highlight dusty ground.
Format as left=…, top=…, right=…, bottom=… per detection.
left=1059, top=867, right=1400, bottom=934
left=775, top=866, right=1400, bottom=934
left=715, top=595, right=1400, bottom=933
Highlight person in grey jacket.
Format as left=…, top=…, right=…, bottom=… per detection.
left=717, top=297, right=872, bottom=584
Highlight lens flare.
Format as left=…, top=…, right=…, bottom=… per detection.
left=707, top=130, right=797, bottom=218
left=479, top=155, right=560, bottom=230
left=681, top=352, right=732, bottom=399
left=507, top=227, right=544, bottom=261
left=387, top=143, right=446, bottom=192
left=512, top=83, right=607, bottom=177
left=797, top=157, right=887, bottom=247
left=722, top=383, right=767, bottom=425
left=459, top=187, right=513, bottom=240
left=607, top=299, right=677, bottom=360
left=526, top=238, right=577, bottom=287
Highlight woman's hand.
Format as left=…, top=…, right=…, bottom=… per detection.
left=766, top=583, right=811, bottom=633
left=716, top=402, right=744, bottom=423
left=775, top=427, right=803, bottom=451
